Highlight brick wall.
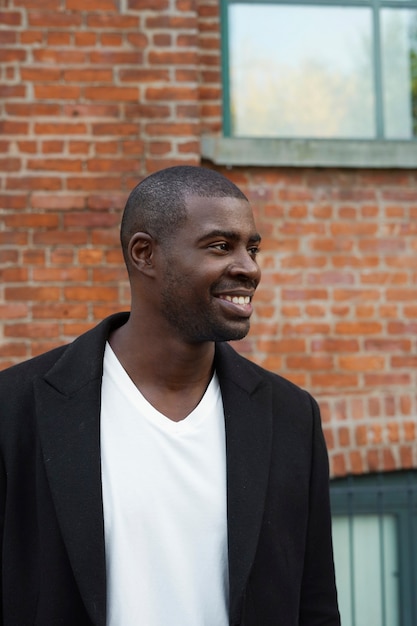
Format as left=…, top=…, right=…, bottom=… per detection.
left=1, top=0, right=416, bottom=477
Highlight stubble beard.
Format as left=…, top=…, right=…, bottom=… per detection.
left=159, top=269, right=251, bottom=344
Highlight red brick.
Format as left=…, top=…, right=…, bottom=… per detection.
left=148, top=50, right=198, bottom=65
left=67, top=177, right=123, bottom=191
left=128, top=0, right=169, bottom=9
left=0, top=304, right=28, bottom=319
left=3, top=214, right=59, bottom=228
left=74, top=32, right=97, bottom=46
left=335, top=321, right=383, bottom=335
left=46, top=32, right=71, bottom=45
left=18, top=141, right=38, bottom=153
left=87, top=159, right=139, bottom=173
left=84, top=86, right=139, bottom=101
left=126, top=33, right=148, bottom=48
left=22, top=250, right=46, bottom=265
left=92, top=123, right=139, bottom=136
left=35, top=122, right=87, bottom=135
left=33, top=230, right=88, bottom=245
left=63, top=104, right=119, bottom=118
left=145, top=123, right=199, bottom=137
left=125, top=103, right=170, bottom=118
left=63, top=211, right=120, bottom=227
left=20, top=30, right=44, bottom=43
left=89, top=51, right=142, bottom=64
left=64, top=286, right=119, bottom=302
left=63, top=69, right=113, bottom=82
left=5, top=287, right=61, bottom=301
left=41, top=141, right=65, bottom=154
left=34, top=85, right=81, bottom=100
left=0, top=194, right=28, bottom=210
left=6, top=177, right=62, bottom=191
left=27, top=159, right=83, bottom=172
left=152, top=33, right=171, bottom=46
left=33, top=49, right=87, bottom=63
left=100, top=33, right=123, bottom=46
left=67, top=0, right=118, bottom=8
left=311, top=373, right=358, bottom=388
left=119, top=69, right=169, bottom=82
left=0, top=121, right=29, bottom=135
left=86, top=13, right=139, bottom=28
left=28, top=11, right=82, bottom=27
left=145, top=86, right=198, bottom=102
left=32, top=303, right=88, bottom=319
left=5, top=102, right=60, bottom=116
left=0, top=49, right=26, bottom=62
left=4, top=322, right=60, bottom=339
left=32, top=267, right=88, bottom=282
left=338, top=355, right=385, bottom=371
left=0, top=11, right=21, bottom=25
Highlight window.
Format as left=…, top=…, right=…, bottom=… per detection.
left=330, top=472, right=417, bottom=626
left=221, top=0, right=417, bottom=140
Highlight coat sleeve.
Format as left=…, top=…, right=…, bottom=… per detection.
left=299, top=395, right=341, bottom=626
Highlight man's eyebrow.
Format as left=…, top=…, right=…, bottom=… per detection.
left=197, top=229, right=262, bottom=244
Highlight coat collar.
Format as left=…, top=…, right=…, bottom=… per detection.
left=34, top=314, right=272, bottom=626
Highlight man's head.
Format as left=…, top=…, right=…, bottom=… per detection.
left=120, top=165, right=261, bottom=343
left=120, top=165, right=248, bottom=267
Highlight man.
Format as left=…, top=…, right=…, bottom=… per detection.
left=0, top=165, right=340, bottom=625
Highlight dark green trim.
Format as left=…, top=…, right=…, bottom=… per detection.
left=201, top=135, right=417, bottom=168
left=331, top=471, right=417, bottom=626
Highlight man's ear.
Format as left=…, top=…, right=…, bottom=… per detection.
left=128, top=232, right=156, bottom=275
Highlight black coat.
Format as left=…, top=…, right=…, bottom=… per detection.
left=0, top=313, right=340, bottom=625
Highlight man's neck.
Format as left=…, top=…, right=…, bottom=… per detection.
left=108, top=318, right=216, bottom=422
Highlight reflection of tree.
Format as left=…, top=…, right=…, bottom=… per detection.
left=409, top=19, right=417, bottom=136
left=231, top=42, right=375, bottom=138
left=381, top=11, right=414, bottom=138
left=230, top=8, right=417, bottom=139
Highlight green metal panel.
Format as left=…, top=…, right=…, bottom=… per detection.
left=330, top=471, right=417, bottom=626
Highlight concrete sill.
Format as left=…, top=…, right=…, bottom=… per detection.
left=201, top=135, right=417, bottom=169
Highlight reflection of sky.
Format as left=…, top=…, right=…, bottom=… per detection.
left=229, top=5, right=372, bottom=72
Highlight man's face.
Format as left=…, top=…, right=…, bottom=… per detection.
left=157, top=195, right=261, bottom=343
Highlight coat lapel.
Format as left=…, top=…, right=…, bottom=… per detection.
left=33, top=313, right=129, bottom=626
left=215, top=344, right=273, bottom=625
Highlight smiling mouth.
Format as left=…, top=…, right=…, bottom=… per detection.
left=222, top=295, right=251, bottom=305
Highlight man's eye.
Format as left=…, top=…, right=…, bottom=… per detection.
left=210, top=242, right=229, bottom=252
left=248, top=246, right=260, bottom=256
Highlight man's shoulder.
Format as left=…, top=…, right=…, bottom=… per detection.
left=218, top=342, right=312, bottom=401
left=0, top=343, right=68, bottom=386
left=0, top=312, right=129, bottom=388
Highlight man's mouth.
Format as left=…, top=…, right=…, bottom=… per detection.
left=216, top=293, right=254, bottom=318
left=222, top=295, right=251, bottom=305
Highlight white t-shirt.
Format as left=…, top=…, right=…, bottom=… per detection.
left=100, top=343, right=229, bottom=626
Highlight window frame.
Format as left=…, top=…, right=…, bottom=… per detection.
left=203, top=0, right=417, bottom=168
left=330, top=471, right=417, bottom=626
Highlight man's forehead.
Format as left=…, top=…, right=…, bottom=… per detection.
left=182, top=196, right=261, bottom=244
left=184, top=194, right=254, bottom=217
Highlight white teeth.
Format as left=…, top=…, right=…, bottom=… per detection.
left=224, top=295, right=250, bottom=304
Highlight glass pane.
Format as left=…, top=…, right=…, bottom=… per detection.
left=228, top=5, right=375, bottom=138
left=332, top=514, right=399, bottom=626
left=381, top=9, right=417, bottom=138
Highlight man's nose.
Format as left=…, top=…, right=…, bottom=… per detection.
left=229, top=249, right=261, bottom=283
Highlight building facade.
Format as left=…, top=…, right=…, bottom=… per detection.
left=1, top=1, right=417, bottom=621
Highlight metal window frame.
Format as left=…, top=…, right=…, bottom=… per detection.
left=221, top=0, right=417, bottom=139
left=202, top=0, right=417, bottom=167
left=330, top=471, right=417, bottom=626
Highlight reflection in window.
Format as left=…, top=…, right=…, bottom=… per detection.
left=225, top=2, right=417, bottom=139
left=332, top=515, right=399, bottom=626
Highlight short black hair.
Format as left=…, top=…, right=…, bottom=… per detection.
left=120, top=165, right=248, bottom=265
